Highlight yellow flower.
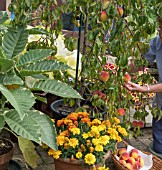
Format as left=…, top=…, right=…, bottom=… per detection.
left=53, top=150, right=62, bottom=159
left=91, top=126, right=100, bottom=137
left=98, top=125, right=106, bottom=131
left=76, top=152, right=82, bottom=159
left=100, top=135, right=110, bottom=145
left=95, top=144, right=103, bottom=152
left=57, top=135, right=65, bottom=146
left=98, top=165, right=109, bottom=170
left=70, top=127, right=80, bottom=135
left=101, top=120, right=111, bottom=127
left=89, top=146, right=94, bottom=153
left=91, top=119, right=101, bottom=125
left=92, top=138, right=100, bottom=146
left=84, top=153, right=96, bottom=165
left=48, top=148, right=55, bottom=156
left=82, top=133, right=89, bottom=139
left=113, top=117, right=120, bottom=124
left=69, top=138, right=79, bottom=148
left=118, top=127, right=128, bottom=136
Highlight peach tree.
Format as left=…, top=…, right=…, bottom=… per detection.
left=7, top=0, right=162, bottom=139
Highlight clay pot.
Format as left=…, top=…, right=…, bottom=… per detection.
left=55, top=150, right=110, bottom=170
left=0, top=138, right=14, bottom=170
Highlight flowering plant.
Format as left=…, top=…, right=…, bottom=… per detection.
left=48, top=112, right=128, bottom=170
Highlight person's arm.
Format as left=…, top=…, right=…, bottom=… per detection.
left=125, top=81, right=162, bottom=93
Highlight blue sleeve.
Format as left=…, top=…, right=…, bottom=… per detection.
left=143, top=37, right=157, bottom=64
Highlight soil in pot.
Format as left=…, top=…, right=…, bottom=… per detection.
left=0, top=138, right=14, bottom=170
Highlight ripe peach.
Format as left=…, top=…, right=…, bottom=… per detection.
left=117, top=6, right=124, bottom=16
left=130, top=149, right=139, bottom=159
left=139, top=157, right=144, bottom=168
left=100, top=11, right=108, bottom=22
left=117, top=108, right=125, bottom=116
left=125, top=163, right=133, bottom=170
left=118, top=148, right=127, bottom=156
left=133, top=161, right=141, bottom=170
left=132, top=120, right=138, bottom=127
left=137, top=121, right=144, bottom=128
left=100, top=71, right=109, bottom=82
left=119, top=159, right=127, bottom=166
left=124, top=73, right=131, bottom=82
left=121, top=152, right=130, bottom=160
left=126, top=157, right=136, bottom=166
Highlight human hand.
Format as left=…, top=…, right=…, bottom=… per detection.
left=124, top=81, right=146, bottom=92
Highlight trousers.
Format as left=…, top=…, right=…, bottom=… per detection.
left=152, top=117, right=162, bottom=153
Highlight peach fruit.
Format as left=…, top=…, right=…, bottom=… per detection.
left=124, top=72, right=131, bottom=82
left=100, top=71, right=109, bottom=82
left=100, top=11, right=108, bottom=22
left=126, top=157, right=136, bottom=166
left=117, top=6, right=124, bottom=16
left=139, top=157, right=144, bottom=168
left=125, top=163, right=133, bottom=170
left=130, top=149, right=139, bottom=159
left=121, top=152, right=130, bottom=160
left=118, top=148, right=127, bottom=156
left=119, top=159, right=127, bottom=166
left=117, top=108, right=125, bottom=116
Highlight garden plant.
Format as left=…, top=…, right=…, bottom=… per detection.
left=0, top=0, right=162, bottom=168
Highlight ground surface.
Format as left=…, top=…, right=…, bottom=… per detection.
left=8, top=127, right=154, bottom=170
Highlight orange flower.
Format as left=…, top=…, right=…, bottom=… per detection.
left=81, top=118, right=91, bottom=124
left=68, top=124, right=76, bottom=131
left=60, top=130, right=69, bottom=137
left=67, top=112, right=78, bottom=121
left=57, top=119, right=64, bottom=127
left=78, top=112, right=89, bottom=118
left=64, top=119, right=72, bottom=125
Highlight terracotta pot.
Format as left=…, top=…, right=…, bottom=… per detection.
left=0, top=138, right=14, bottom=170
left=55, top=150, right=110, bottom=170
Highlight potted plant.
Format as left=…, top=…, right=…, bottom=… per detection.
left=0, top=11, right=82, bottom=169
left=46, top=111, right=128, bottom=170
left=0, top=138, right=14, bottom=170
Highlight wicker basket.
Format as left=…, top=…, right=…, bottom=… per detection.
left=112, top=141, right=162, bottom=170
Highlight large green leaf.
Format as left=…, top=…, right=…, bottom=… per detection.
left=20, top=60, right=71, bottom=76
left=4, top=110, right=41, bottom=144
left=0, top=69, right=23, bottom=85
left=0, top=58, right=14, bottom=73
left=31, top=79, right=82, bottom=99
left=2, top=27, right=28, bottom=59
left=28, top=27, right=49, bottom=35
left=0, top=85, right=35, bottom=120
left=18, top=136, right=39, bottom=169
left=27, top=110, right=57, bottom=150
left=17, top=49, right=53, bottom=67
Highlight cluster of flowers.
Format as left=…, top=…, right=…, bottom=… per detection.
left=48, top=112, right=127, bottom=170
left=130, top=68, right=156, bottom=104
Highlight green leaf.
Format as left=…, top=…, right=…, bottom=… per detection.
left=0, top=69, right=23, bottom=85
left=0, top=114, right=5, bottom=132
left=18, top=136, right=39, bottom=169
left=20, top=60, right=71, bottom=76
left=34, top=94, right=47, bottom=104
left=0, top=12, right=8, bottom=24
left=17, top=49, right=53, bottom=67
left=31, top=79, right=83, bottom=99
left=0, top=58, right=14, bottom=73
left=2, top=27, right=28, bottom=59
left=0, top=85, right=35, bottom=120
left=4, top=110, right=41, bottom=144
left=27, top=110, right=58, bottom=150
left=28, top=27, right=49, bottom=35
